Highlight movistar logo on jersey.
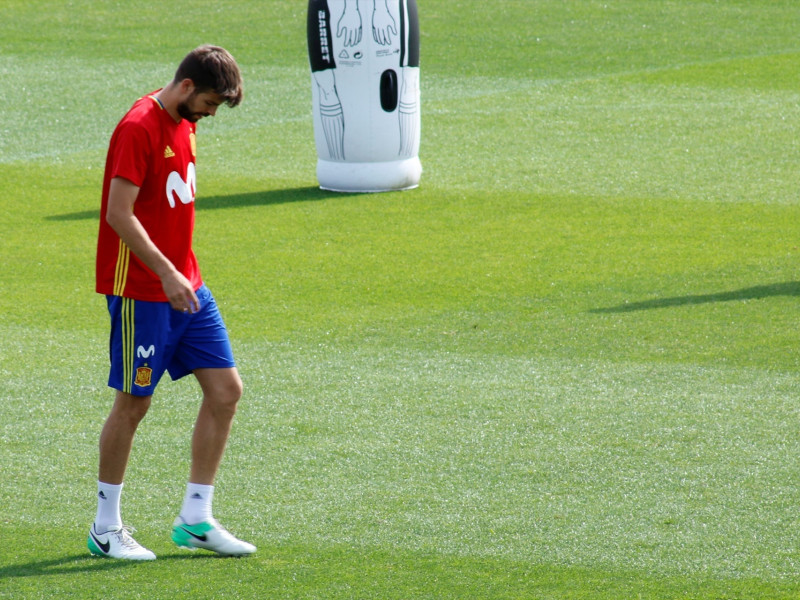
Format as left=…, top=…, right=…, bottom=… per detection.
left=166, top=162, right=196, bottom=208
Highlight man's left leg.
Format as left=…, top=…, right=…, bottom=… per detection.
left=191, top=367, right=242, bottom=485
left=171, top=367, right=256, bottom=556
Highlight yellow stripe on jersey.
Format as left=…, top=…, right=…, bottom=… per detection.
left=121, top=297, right=135, bottom=394
left=148, top=95, right=165, bottom=110
left=113, top=240, right=130, bottom=296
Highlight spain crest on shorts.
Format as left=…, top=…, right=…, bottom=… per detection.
left=134, top=366, right=153, bottom=388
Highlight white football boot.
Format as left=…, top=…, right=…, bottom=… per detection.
left=88, top=524, right=156, bottom=560
left=171, top=517, right=256, bottom=556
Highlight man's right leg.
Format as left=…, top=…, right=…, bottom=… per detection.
left=99, top=390, right=151, bottom=485
left=89, top=390, right=156, bottom=560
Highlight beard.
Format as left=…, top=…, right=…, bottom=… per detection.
left=177, top=94, right=206, bottom=122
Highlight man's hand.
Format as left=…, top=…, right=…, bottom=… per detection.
left=161, top=269, right=200, bottom=314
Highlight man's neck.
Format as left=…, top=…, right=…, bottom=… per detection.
left=153, top=82, right=183, bottom=123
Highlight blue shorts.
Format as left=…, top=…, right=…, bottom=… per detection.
left=106, top=284, right=236, bottom=396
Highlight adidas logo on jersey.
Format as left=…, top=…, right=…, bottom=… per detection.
left=164, top=145, right=175, bottom=158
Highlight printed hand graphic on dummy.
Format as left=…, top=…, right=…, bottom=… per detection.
left=337, top=0, right=362, bottom=47
left=372, top=0, right=397, bottom=45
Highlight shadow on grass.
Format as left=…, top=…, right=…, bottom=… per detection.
left=591, top=281, right=800, bottom=313
left=0, top=554, right=133, bottom=577
left=44, top=186, right=361, bottom=221
left=0, top=551, right=242, bottom=577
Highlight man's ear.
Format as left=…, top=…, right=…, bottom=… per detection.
left=178, top=78, right=196, bottom=95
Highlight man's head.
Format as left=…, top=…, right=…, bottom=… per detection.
left=173, top=45, right=243, bottom=122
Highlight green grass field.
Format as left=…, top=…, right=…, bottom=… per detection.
left=3, top=0, right=800, bottom=597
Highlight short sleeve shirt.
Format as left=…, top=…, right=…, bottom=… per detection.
left=96, top=92, right=202, bottom=301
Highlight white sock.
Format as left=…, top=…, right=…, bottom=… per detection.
left=95, top=481, right=123, bottom=532
left=180, top=483, right=214, bottom=525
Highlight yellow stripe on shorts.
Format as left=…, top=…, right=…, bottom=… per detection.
left=121, top=297, right=135, bottom=394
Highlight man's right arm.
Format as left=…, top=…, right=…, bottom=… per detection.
left=106, top=176, right=200, bottom=313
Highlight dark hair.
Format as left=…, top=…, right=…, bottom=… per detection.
left=174, top=44, right=243, bottom=107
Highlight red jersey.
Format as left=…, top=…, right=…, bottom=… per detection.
left=96, top=92, right=202, bottom=301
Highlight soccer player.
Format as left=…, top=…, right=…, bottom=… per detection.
left=89, top=45, right=255, bottom=560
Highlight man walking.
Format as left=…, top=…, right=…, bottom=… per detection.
left=90, top=45, right=255, bottom=560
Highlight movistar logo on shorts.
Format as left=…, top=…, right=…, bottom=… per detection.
left=166, top=162, right=196, bottom=208
left=137, top=345, right=155, bottom=358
